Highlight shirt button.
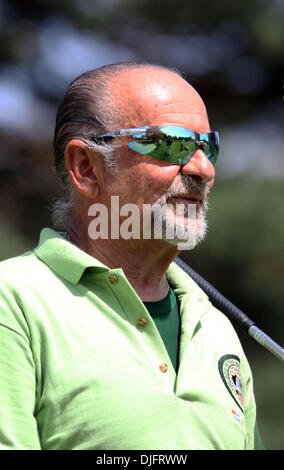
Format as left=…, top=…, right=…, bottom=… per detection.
left=109, top=274, right=119, bottom=284
left=137, top=317, right=148, bottom=328
left=159, top=363, right=168, bottom=373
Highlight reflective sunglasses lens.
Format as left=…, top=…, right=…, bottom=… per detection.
left=129, top=126, right=196, bottom=164
left=128, top=127, right=219, bottom=165
left=159, top=126, right=196, bottom=139
left=200, top=132, right=219, bottom=165
left=128, top=140, right=193, bottom=164
left=203, top=144, right=215, bottom=164
left=149, top=126, right=198, bottom=164
left=211, top=132, right=219, bottom=164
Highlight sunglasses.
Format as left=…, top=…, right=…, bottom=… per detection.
left=92, top=125, right=219, bottom=165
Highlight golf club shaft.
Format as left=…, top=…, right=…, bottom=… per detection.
left=175, top=257, right=284, bottom=364
left=248, top=325, right=284, bottom=363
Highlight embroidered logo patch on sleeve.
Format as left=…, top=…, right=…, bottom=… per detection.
left=218, top=355, right=243, bottom=411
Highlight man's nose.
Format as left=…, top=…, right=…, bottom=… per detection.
left=179, top=148, right=215, bottom=184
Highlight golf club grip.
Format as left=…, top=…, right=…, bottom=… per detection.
left=174, top=257, right=255, bottom=331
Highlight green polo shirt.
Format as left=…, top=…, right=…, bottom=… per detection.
left=0, top=228, right=263, bottom=450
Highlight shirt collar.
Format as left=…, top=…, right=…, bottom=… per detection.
left=33, top=228, right=109, bottom=285
left=33, top=228, right=209, bottom=303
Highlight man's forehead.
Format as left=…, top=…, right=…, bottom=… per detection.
left=107, top=67, right=208, bottom=129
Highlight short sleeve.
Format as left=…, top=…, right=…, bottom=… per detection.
left=0, top=286, right=41, bottom=449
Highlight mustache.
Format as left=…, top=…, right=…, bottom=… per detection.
left=165, top=176, right=211, bottom=201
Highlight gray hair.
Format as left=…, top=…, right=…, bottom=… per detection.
left=51, top=62, right=181, bottom=231
left=51, top=141, right=119, bottom=232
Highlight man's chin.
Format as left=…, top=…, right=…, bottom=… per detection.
left=159, top=215, right=207, bottom=250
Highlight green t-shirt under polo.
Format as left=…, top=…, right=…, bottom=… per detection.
left=143, top=288, right=180, bottom=372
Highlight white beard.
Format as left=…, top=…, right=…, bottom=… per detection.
left=147, top=176, right=210, bottom=250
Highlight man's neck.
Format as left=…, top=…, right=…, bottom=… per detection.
left=67, top=226, right=179, bottom=302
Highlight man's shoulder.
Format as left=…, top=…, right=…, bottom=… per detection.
left=168, top=260, right=238, bottom=328
left=0, top=227, right=76, bottom=289
left=0, top=249, right=36, bottom=271
left=168, top=260, right=248, bottom=356
left=167, top=260, right=209, bottom=300
left=0, top=249, right=45, bottom=289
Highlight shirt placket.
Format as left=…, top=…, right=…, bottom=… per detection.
left=105, top=268, right=177, bottom=393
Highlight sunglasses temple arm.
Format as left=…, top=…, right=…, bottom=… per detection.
left=174, top=257, right=284, bottom=364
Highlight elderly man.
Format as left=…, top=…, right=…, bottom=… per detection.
left=0, top=62, right=263, bottom=450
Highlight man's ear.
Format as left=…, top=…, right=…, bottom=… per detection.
left=64, top=139, right=100, bottom=198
